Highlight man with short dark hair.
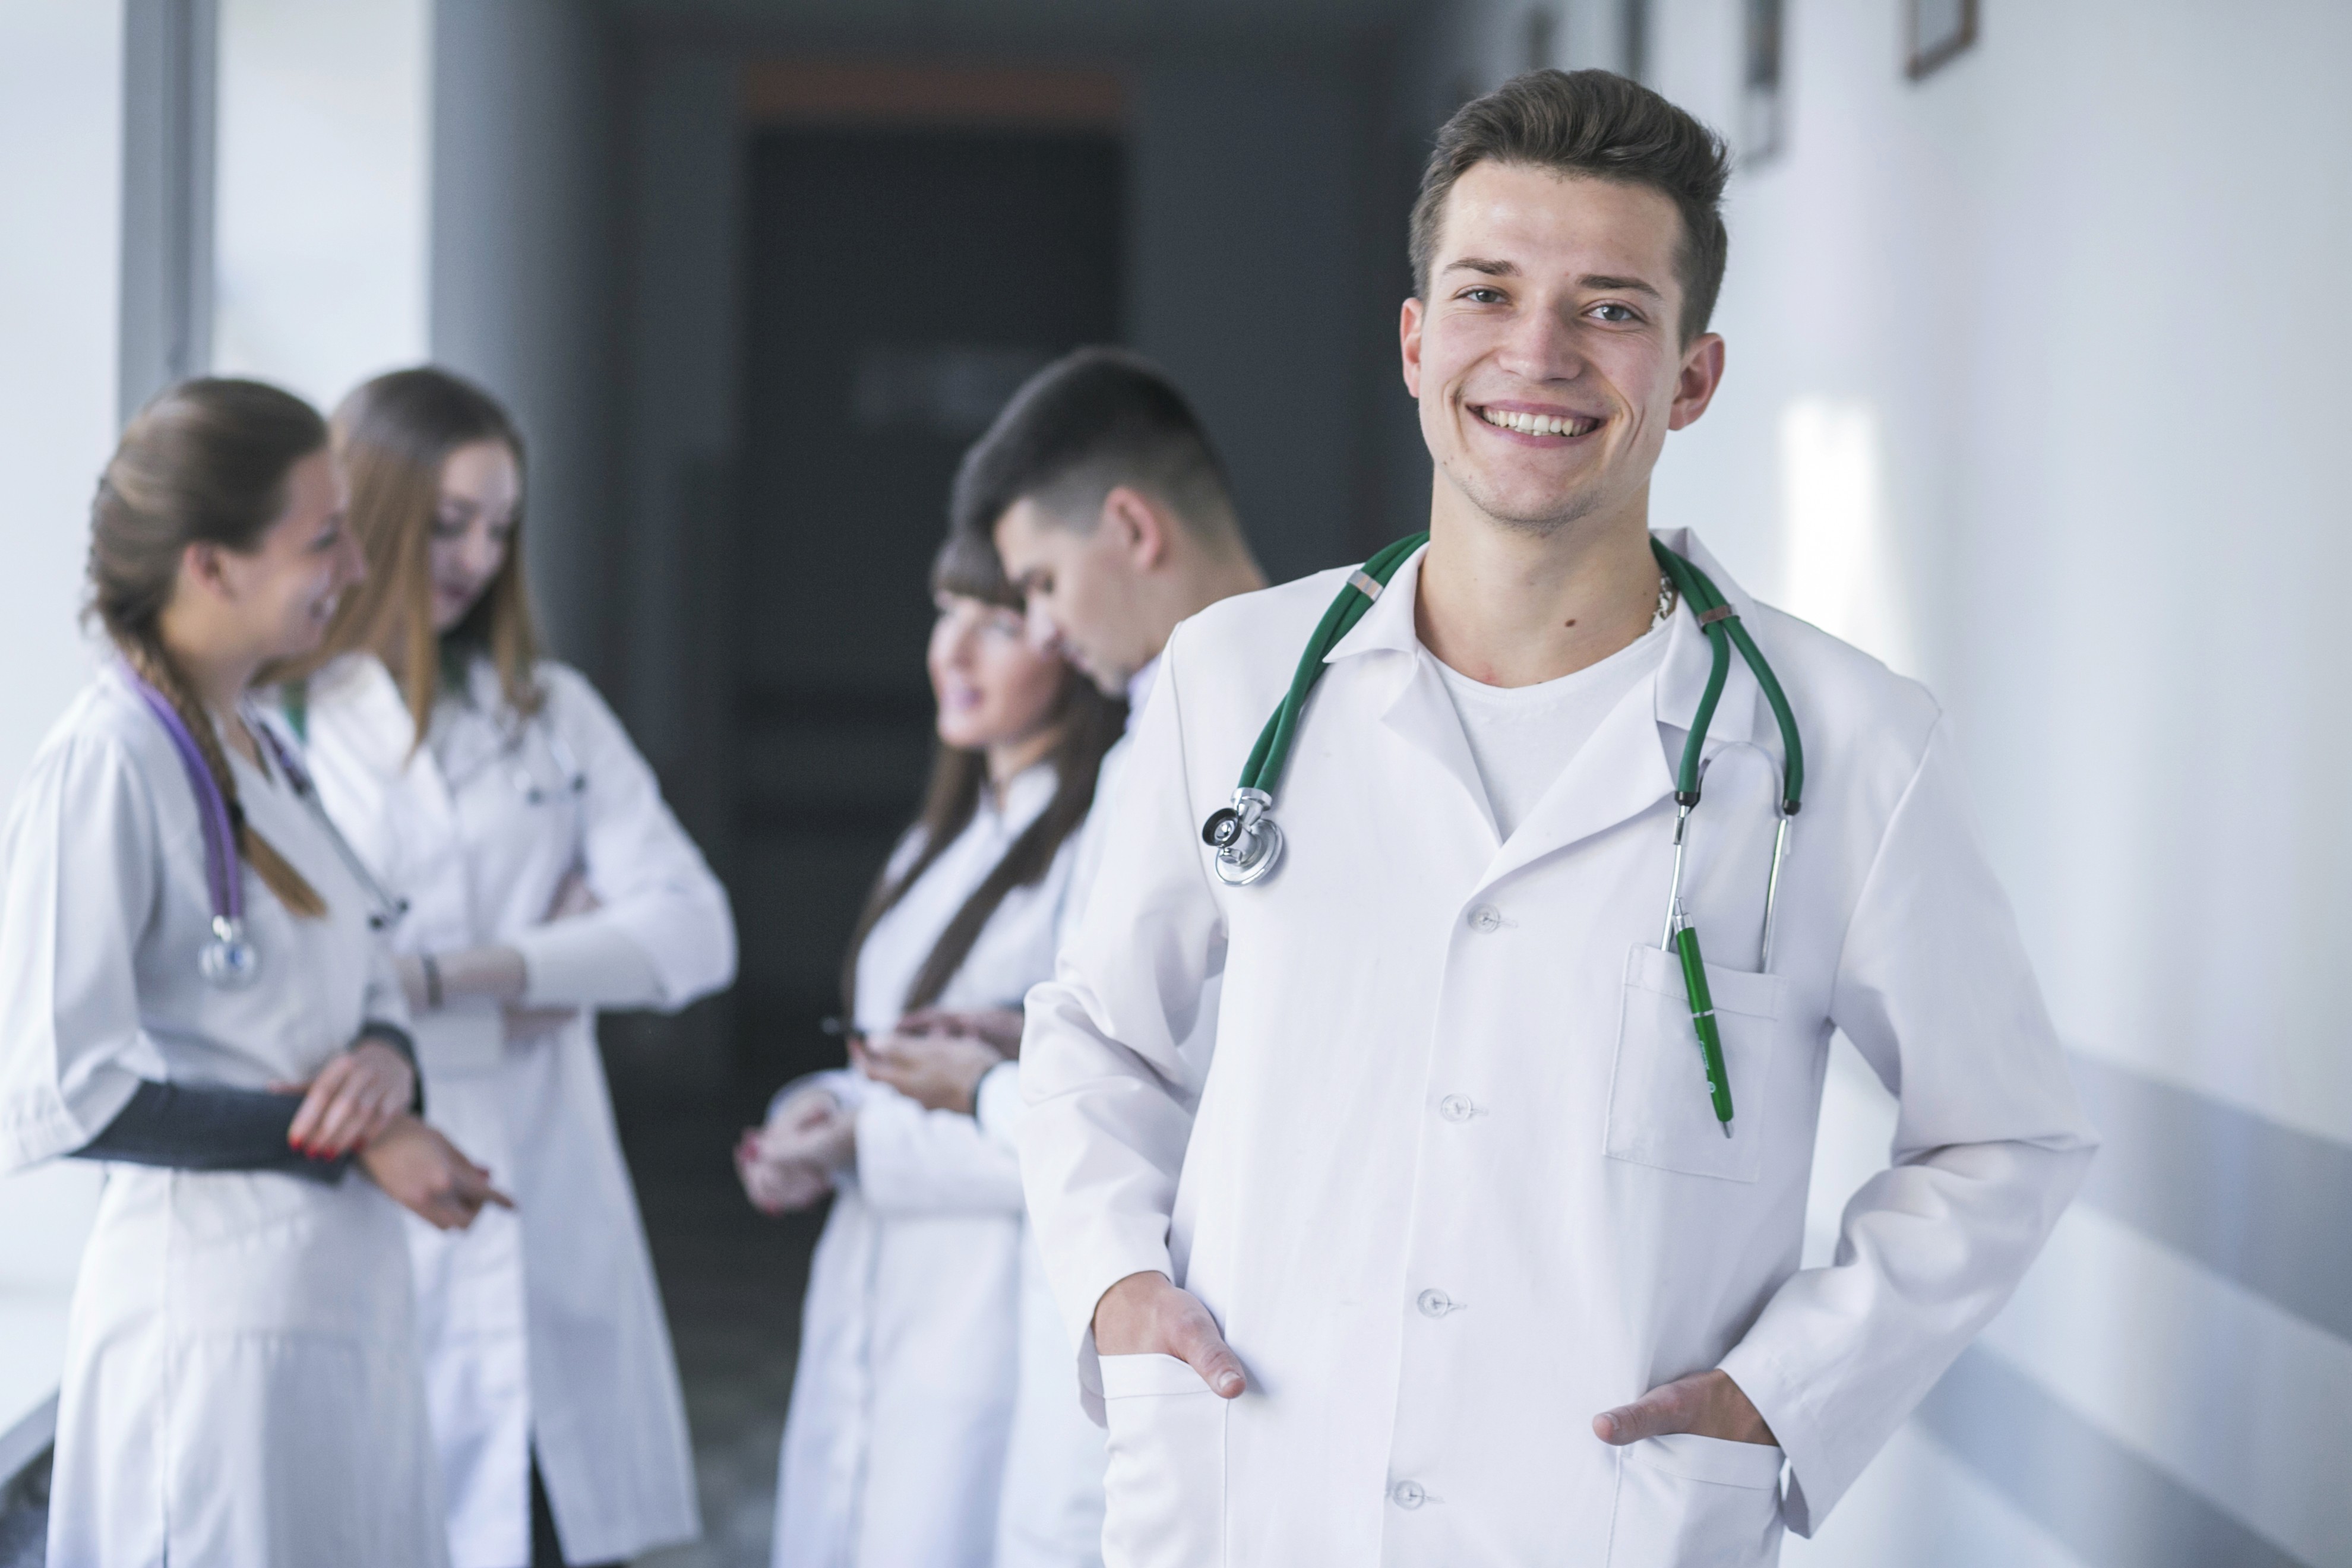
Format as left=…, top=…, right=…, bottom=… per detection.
left=859, top=346, right=1262, bottom=1568
left=1017, top=70, right=2094, bottom=1563
left=960, top=346, right=1266, bottom=703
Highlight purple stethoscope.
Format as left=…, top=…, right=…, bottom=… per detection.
left=123, top=663, right=407, bottom=989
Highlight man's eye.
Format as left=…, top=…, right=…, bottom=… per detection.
left=1590, top=302, right=1638, bottom=323
left=1462, top=287, right=1506, bottom=305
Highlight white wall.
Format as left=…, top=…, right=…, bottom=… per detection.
left=211, top=0, right=431, bottom=412
left=1393, top=4, right=2352, bottom=1564
left=1641, top=3, right=2351, bottom=1566
left=0, top=0, right=127, bottom=1443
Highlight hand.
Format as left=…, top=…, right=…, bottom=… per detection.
left=735, top=1089, right=853, bottom=1215
left=358, top=1115, right=514, bottom=1229
left=898, top=1006, right=1026, bottom=1058
left=1092, top=1270, right=1247, bottom=1399
left=277, top=1039, right=415, bottom=1158
left=1592, top=1369, right=1775, bottom=1446
left=543, top=867, right=601, bottom=922
left=855, top=1030, right=1003, bottom=1115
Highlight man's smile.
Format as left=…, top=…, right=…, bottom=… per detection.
left=1470, top=400, right=1605, bottom=442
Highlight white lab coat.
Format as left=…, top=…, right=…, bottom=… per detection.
left=299, top=652, right=735, bottom=1568
left=773, top=761, right=1082, bottom=1568
left=1020, top=532, right=2100, bottom=1567
left=0, top=668, right=446, bottom=1567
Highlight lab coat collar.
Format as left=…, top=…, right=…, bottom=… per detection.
left=308, top=653, right=423, bottom=776
left=1322, top=529, right=1763, bottom=752
left=1321, top=528, right=1767, bottom=880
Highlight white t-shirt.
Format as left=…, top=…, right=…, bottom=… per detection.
left=1431, top=625, right=1669, bottom=842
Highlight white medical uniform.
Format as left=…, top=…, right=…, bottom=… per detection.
left=773, top=761, right=1081, bottom=1568
left=0, top=668, right=447, bottom=1567
left=299, top=652, right=735, bottom=1568
left=1020, top=532, right=2100, bottom=1566
left=976, top=660, right=1162, bottom=1568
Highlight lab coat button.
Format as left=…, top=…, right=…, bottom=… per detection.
left=1438, top=1094, right=1475, bottom=1123
left=1416, top=1288, right=1455, bottom=1318
left=1390, top=1480, right=1427, bottom=1510
left=1467, top=903, right=1503, bottom=932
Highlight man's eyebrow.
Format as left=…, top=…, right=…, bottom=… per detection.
left=1441, top=256, right=1519, bottom=277
left=1579, top=273, right=1664, bottom=300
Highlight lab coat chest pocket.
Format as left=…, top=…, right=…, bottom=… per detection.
left=1099, top=1353, right=1226, bottom=1567
left=1606, top=945, right=1782, bottom=1182
left=1609, top=1434, right=1785, bottom=1568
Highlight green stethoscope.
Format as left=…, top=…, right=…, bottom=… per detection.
left=1200, top=535, right=1805, bottom=1137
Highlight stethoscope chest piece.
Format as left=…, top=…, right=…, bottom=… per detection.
left=1203, top=788, right=1284, bottom=886
left=200, top=915, right=260, bottom=990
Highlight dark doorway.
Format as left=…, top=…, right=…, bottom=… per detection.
left=729, top=126, right=1126, bottom=1086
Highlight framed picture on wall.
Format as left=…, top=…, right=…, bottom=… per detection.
left=1906, top=0, right=1977, bottom=80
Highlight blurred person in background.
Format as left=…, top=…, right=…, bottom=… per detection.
left=855, top=347, right=1263, bottom=1568
left=285, top=366, right=736, bottom=1568
left=738, top=526, right=1123, bottom=1568
left=0, top=378, right=507, bottom=1566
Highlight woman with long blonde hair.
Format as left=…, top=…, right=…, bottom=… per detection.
left=289, top=366, right=735, bottom=1568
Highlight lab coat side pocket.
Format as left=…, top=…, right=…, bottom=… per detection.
left=1608, top=1434, right=1785, bottom=1568
left=1605, top=945, right=1781, bottom=1182
left=1099, top=1353, right=1227, bottom=1568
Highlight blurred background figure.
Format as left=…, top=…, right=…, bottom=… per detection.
left=4, top=3, right=2351, bottom=1567
left=0, top=378, right=505, bottom=1567
left=739, top=529, right=1121, bottom=1567
left=290, top=367, right=736, bottom=1568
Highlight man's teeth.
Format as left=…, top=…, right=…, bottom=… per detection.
left=1480, top=407, right=1594, bottom=437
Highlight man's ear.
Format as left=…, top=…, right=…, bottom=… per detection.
left=1666, top=332, right=1727, bottom=432
left=1099, top=486, right=1170, bottom=571
left=1400, top=296, right=1426, bottom=399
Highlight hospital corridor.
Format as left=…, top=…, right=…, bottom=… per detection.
left=1, top=1, right=2347, bottom=1566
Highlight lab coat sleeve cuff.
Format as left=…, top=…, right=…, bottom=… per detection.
left=510, top=916, right=663, bottom=1009
left=1718, top=1339, right=1833, bottom=1537
left=0, top=1061, right=143, bottom=1174
left=974, top=1060, right=1024, bottom=1150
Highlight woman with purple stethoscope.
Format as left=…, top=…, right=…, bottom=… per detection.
left=0, top=378, right=508, bottom=1565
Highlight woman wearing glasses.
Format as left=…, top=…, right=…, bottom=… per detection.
left=287, top=368, right=736, bottom=1568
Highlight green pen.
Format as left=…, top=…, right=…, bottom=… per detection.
left=1672, top=922, right=1735, bottom=1135
left=1660, top=800, right=1736, bottom=1137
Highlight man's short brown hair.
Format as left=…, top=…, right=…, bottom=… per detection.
left=1409, top=69, right=1732, bottom=343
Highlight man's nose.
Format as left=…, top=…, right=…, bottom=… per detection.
left=1496, top=296, right=1588, bottom=383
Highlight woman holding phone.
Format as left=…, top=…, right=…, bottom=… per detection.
left=739, top=528, right=1121, bottom=1568
left=289, top=366, right=735, bottom=1568
left=0, top=378, right=505, bottom=1565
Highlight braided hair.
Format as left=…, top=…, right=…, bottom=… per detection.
left=88, top=378, right=330, bottom=918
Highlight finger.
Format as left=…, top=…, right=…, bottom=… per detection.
left=1168, top=1307, right=1247, bottom=1399
left=1592, top=1380, right=1698, bottom=1445
left=286, top=1058, right=354, bottom=1147
left=311, top=1086, right=376, bottom=1156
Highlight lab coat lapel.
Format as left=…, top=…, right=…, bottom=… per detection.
left=313, top=653, right=460, bottom=830
left=1324, top=548, right=1501, bottom=845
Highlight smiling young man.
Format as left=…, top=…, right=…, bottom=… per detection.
left=1016, top=70, right=2097, bottom=1565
